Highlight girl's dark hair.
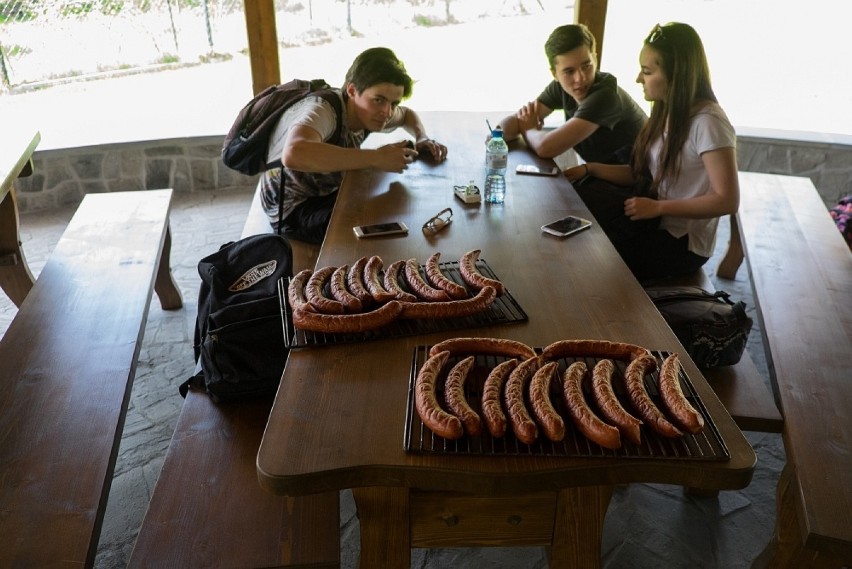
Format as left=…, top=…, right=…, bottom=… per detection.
left=342, top=47, right=414, bottom=101
left=544, top=24, right=597, bottom=70
left=631, top=22, right=717, bottom=188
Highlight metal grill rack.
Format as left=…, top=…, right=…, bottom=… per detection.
left=403, top=347, right=730, bottom=462
left=278, top=259, right=527, bottom=349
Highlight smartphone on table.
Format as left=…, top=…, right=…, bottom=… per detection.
left=353, top=221, right=409, bottom=238
left=516, top=164, right=559, bottom=177
left=541, top=215, right=592, bottom=238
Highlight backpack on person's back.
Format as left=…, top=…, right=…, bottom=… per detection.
left=222, top=78, right=344, bottom=176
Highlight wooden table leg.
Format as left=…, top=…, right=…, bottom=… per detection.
left=548, top=485, right=614, bottom=569
left=154, top=224, right=183, bottom=310
left=0, top=187, right=35, bottom=307
left=717, top=213, right=744, bottom=280
left=352, top=486, right=410, bottom=569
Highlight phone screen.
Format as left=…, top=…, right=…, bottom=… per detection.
left=516, top=164, right=559, bottom=176
left=353, top=221, right=409, bottom=238
left=541, top=216, right=592, bottom=237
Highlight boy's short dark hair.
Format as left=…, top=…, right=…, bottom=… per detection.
left=544, top=24, right=597, bottom=69
left=343, top=47, right=414, bottom=99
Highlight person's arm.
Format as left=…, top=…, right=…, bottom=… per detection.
left=625, top=147, right=740, bottom=220
left=498, top=99, right=552, bottom=141
left=282, top=124, right=416, bottom=173
left=519, top=110, right=599, bottom=159
left=565, top=162, right=635, bottom=187
left=398, top=107, right=447, bottom=162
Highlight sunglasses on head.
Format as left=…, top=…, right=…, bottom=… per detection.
left=648, top=23, right=666, bottom=44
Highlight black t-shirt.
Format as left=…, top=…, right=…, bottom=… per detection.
left=538, top=72, right=647, bottom=164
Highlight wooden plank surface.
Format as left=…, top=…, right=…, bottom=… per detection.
left=129, top=391, right=340, bottom=569
left=0, top=189, right=173, bottom=568
left=737, top=171, right=852, bottom=558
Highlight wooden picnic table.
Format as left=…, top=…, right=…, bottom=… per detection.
left=255, top=111, right=757, bottom=568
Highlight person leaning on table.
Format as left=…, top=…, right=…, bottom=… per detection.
left=259, top=46, right=448, bottom=245
left=497, top=23, right=647, bottom=166
left=564, top=22, right=740, bottom=283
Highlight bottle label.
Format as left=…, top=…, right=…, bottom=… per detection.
left=487, top=152, right=508, bottom=169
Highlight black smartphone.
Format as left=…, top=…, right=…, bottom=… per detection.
left=353, top=221, right=409, bottom=238
left=516, top=164, right=559, bottom=177
left=541, top=215, right=592, bottom=238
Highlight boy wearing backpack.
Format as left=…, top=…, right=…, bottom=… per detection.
left=259, top=47, right=448, bottom=244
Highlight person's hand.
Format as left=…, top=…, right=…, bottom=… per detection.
left=375, top=140, right=418, bottom=173
left=624, top=196, right=661, bottom=220
left=516, top=101, right=542, bottom=132
left=564, top=164, right=590, bottom=184
left=415, top=137, right=448, bottom=162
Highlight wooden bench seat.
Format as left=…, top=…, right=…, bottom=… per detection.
left=0, top=189, right=182, bottom=568
left=721, top=172, right=852, bottom=567
left=244, top=184, right=321, bottom=272
left=129, top=190, right=339, bottom=568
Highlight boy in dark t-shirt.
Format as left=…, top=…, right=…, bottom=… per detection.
left=498, top=24, right=646, bottom=166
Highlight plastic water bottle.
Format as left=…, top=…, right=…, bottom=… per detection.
left=485, top=127, right=508, bottom=204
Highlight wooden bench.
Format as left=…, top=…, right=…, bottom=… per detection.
left=715, top=172, right=852, bottom=567
left=128, top=190, right=338, bottom=568
left=0, top=189, right=183, bottom=568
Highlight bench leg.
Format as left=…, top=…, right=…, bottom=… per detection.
left=717, top=213, right=744, bottom=280
left=752, top=463, right=847, bottom=569
left=0, top=186, right=35, bottom=307
left=154, top=224, right=183, bottom=310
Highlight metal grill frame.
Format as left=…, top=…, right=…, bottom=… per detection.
left=403, top=346, right=730, bottom=462
left=278, top=259, right=527, bottom=349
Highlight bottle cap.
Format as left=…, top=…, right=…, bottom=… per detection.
left=491, top=127, right=504, bottom=138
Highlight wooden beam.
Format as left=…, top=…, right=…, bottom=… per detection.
left=244, top=0, right=280, bottom=95
left=574, top=0, right=609, bottom=66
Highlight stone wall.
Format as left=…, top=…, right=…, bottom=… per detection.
left=14, top=132, right=852, bottom=213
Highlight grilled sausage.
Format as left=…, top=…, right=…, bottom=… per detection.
left=504, top=356, right=541, bottom=445
left=658, top=353, right=705, bottom=434
left=459, top=249, right=507, bottom=296
left=399, top=285, right=496, bottom=320
left=330, top=265, right=363, bottom=313
left=363, top=255, right=398, bottom=304
left=404, top=258, right=452, bottom=302
left=287, top=269, right=314, bottom=313
left=291, top=300, right=403, bottom=334
left=383, top=259, right=419, bottom=302
left=306, top=265, right=346, bottom=314
left=346, top=256, right=374, bottom=305
left=529, top=361, right=565, bottom=442
left=425, top=252, right=469, bottom=300
left=443, top=356, right=481, bottom=436
left=414, top=350, right=463, bottom=440
left=591, top=359, right=643, bottom=445
left=624, top=354, right=683, bottom=438
left=481, top=358, right=518, bottom=438
left=428, top=337, right=536, bottom=360
left=561, top=361, right=622, bottom=450
left=541, top=339, right=654, bottom=367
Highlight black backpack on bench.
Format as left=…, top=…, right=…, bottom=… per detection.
left=180, top=234, right=293, bottom=403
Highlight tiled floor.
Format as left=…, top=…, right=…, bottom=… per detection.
left=1, top=187, right=785, bottom=568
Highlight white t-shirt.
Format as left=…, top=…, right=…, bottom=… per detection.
left=650, top=102, right=736, bottom=257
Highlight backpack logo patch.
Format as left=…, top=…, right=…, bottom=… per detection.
left=228, top=260, right=278, bottom=292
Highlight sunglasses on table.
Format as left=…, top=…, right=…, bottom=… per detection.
left=422, top=207, right=453, bottom=234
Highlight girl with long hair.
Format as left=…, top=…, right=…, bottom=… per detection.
left=566, top=22, right=740, bottom=282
